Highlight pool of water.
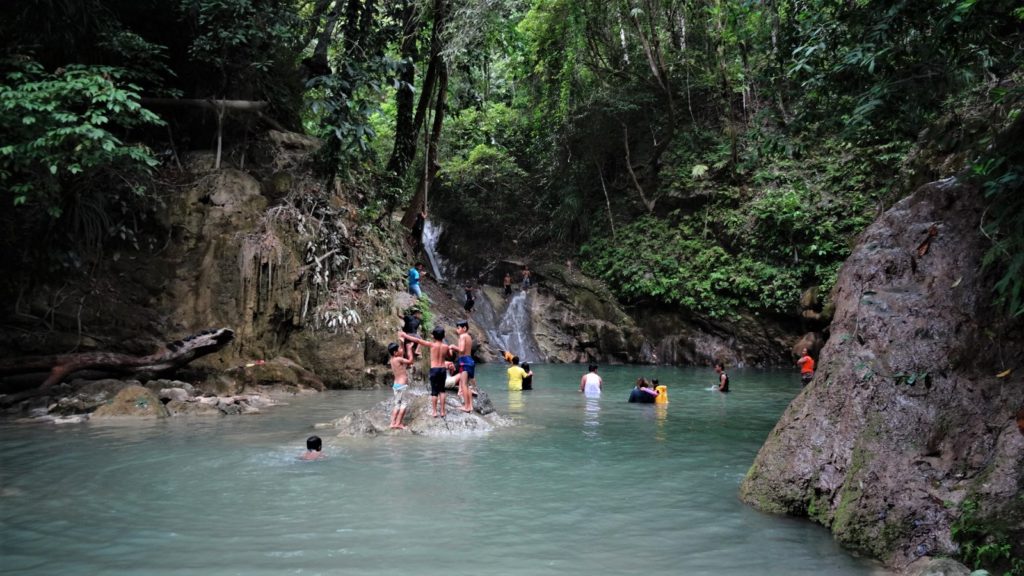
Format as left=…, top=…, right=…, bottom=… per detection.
left=0, top=364, right=886, bottom=575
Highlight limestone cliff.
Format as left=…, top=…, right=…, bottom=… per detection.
left=739, top=177, right=1024, bottom=570
left=0, top=130, right=415, bottom=394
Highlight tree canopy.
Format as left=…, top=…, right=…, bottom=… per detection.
left=1, top=0, right=1022, bottom=316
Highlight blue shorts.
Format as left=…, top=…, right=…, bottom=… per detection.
left=458, top=356, right=475, bottom=379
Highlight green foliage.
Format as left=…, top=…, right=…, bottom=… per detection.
left=434, top=141, right=531, bottom=241
left=178, top=0, right=300, bottom=96
left=580, top=215, right=801, bottom=318
left=951, top=500, right=1024, bottom=575
left=0, top=58, right=162, bottom=218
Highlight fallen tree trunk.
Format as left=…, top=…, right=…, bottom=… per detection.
left=0, top=328, right=235, bottom=390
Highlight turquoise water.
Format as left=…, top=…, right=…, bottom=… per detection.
left=0, top=365, right=886, bottom=575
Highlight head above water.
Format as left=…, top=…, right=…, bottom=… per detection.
left=306, top=435, right=322, bottom=452
left=588, top=364, right=598, bottom=372
left=521, top=362, right=530, bottom=371
left=431, top=326, right=446, bottom=340
left=512, top=355, right=520, bottom=365
left=651, top=378, right=659, bottom=385
left=714, top=362, right=725, bottom=371
left=387, top=342, right=400, bottom=356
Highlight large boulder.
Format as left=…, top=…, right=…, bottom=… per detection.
left=92, top=384, right=169, bottom=419
left=739, top=177, right=1024, bottom=570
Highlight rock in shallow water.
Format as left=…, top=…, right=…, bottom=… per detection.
left=316, top=387, right=513, bottom=437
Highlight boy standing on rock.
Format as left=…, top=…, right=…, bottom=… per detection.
left=401, top=327, right=457, bottom=418
left=454, top=320, right=476, bottom=413
left=387, top=342, right=414, bottom=430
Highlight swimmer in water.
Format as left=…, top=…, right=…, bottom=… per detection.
left=301, top=435, right=324, bottom=460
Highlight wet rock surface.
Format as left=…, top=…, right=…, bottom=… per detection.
left=2, top=357, right=323, bottom=423
left=316, top=386, right=513, bottom=437
left=739, top=178, right=1024, bottom=570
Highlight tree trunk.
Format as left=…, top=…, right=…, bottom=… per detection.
left=401, top=0, right=449, bottom=229
left=385, top=0, right=420, bottom=179
left=0, top=328, right=235, bottom=390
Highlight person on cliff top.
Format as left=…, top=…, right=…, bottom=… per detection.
left=408, top=263, right=425, bottom=298
left=388, top=342, right=415, bottom=430
left=521, top=265, right=532, bottom=291
left=301, top=435, right=324, bottom=461
left=521, top=362, right=533, bottom=390
left=714, top=363, right=730, bottom=393
left=507, top=356, right=527, bottom=391
left=401, top=327, right=457, bottom=418
left=796, top=348, right=815, bottom=386
left=453, top=320, right=476, bottom=413
left=503, top=272, right=512, bottom=297
left=580, top=364, right=602, bottom=397
left=464, top=285, right=475, bottom=313
left=398, top=308, right=424, bottom=359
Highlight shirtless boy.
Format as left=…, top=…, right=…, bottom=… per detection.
left=401, top=327, right=457, bottom=418
left=388, top=342, right=414, bottom=429
left=454, top=320, right=475, bottom=413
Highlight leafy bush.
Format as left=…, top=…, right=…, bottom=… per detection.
left=580, top=215, right=803, bottom=318
left=0, top=58, right=163, bottom=213
left=0, top=57, right=163, bottom=264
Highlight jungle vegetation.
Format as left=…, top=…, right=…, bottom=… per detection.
left=1, top=0, right=1022, bottom=323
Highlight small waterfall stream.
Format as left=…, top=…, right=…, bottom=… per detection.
left=419, top=218, right=541, bottom=361
left=422, top=219, right=445, bottom=282
left=475, top=290, right=543, bottom=362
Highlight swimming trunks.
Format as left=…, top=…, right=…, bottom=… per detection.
left=458, top=356, right=475, bottom=379
left=429, top=367, right=446, bottom=396
left=392, top=382, right=408, bottom=408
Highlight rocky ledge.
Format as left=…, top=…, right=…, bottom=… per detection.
left=1, top=357, right=324, bottom=423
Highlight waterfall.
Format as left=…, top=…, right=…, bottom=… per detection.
left=475, top=290, right=543, bottom=362
left=422, top=219, right=445, bottom=282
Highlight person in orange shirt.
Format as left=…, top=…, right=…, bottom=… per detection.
left=796, top=348, right=815, bottom=386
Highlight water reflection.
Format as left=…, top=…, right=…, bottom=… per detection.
left=508, top=390, right=523, bottom=414
left=583, top=397, right=601, bottom=438
left=654, top=404, right=668, bottom=442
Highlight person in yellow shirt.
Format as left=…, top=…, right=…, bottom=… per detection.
left=653, top=378, right=668, bottom=404
left=507, top=355, right=527, bottom=391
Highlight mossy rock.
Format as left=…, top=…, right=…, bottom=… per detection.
left=92, top=385, right=169, bottom=419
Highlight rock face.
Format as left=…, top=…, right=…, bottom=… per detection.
left=521, top=262, right=798, bottom=366
left=739, top=178, right=1024, bottom=570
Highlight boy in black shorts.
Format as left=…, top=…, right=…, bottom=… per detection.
left=401, top=326, right=456, bottom=418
